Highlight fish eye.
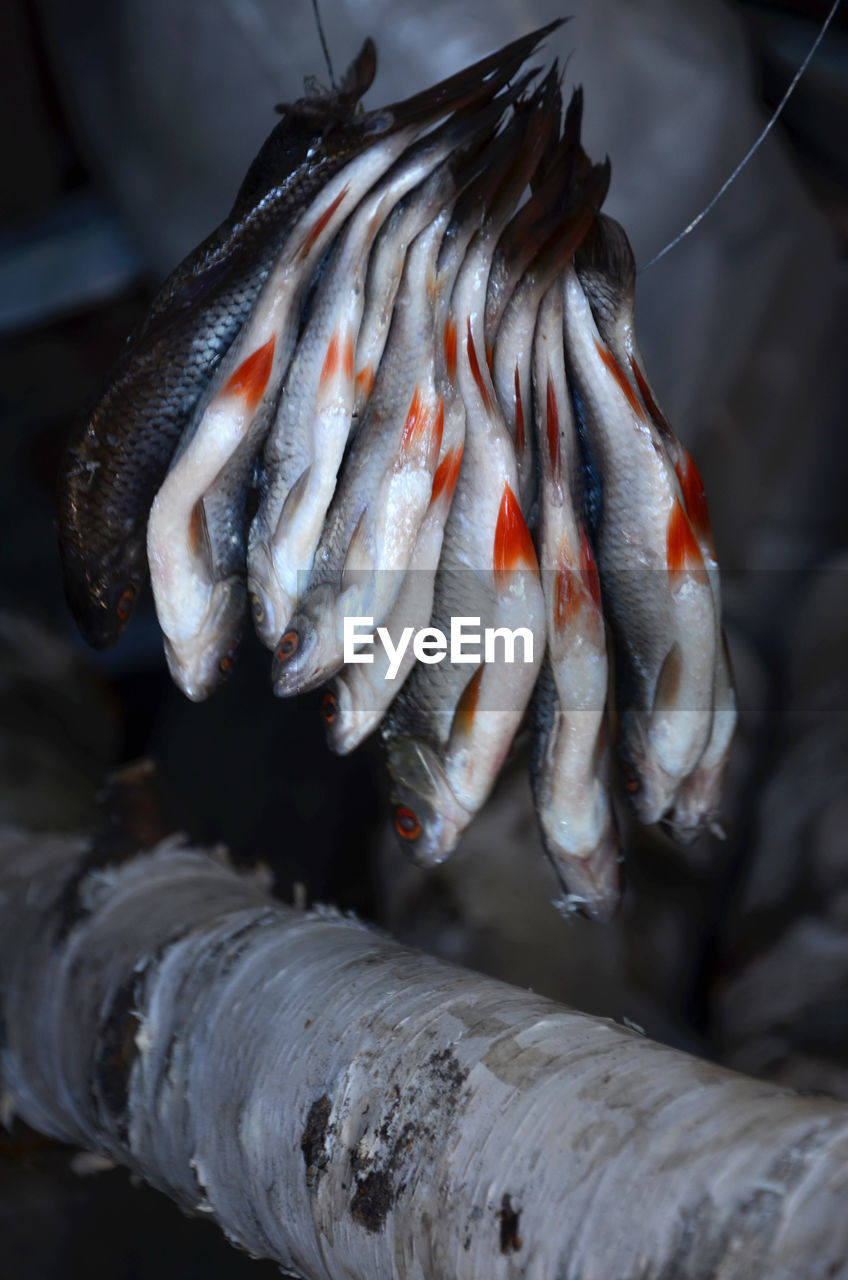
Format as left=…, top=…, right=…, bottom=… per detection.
left=321, top=691, right=338, bottom=724
left=394, top=807, right=421, bottom=841
left=251, top=594, right=264, bottom=625
left=115, top=586, right=135, bottom=622
left=219, top=641, right=239, bottom=676
left=277, top=630, right=299, bottom=662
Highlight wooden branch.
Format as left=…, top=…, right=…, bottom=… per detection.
left=2, top=828, right=847, bottom=1279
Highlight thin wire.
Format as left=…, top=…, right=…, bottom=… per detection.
left=310, top=0, right=336, bottom=90
left=640, top=0, right=841, bottom=272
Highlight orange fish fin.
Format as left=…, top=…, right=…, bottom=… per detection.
left=188, top=498, right=213, bottom=569
left=444, top=318, right=457, bottom=383
left=493, top=483, right=538, bottom=583
left=430, top=444, right=463, bottom=507
left=343, top=334, right=355, bottom=381
left=630, top=357, right=672, bottom=439
left=355, top=363, right=375, bottom=401
left=298, top=186, right=349, bottom=260
left=431, top=396, right=445, bottom=464
left=514, top=366, right=525, bottom=453
left=222, top=334, right=276, bottom=412
left=466, top=317, right=494, bottom=412
left=595, top=341, right=644, bottom=419
left=450, top=664, right=485, bottom=741
left=554, top=565, right=579, bottom=634
left=675, top=450, right=714, bottom=553
left=579, top=527, right=602, bottom=611
left=320, top=332, right=340, bottom=387
left=667, top=496, right=707, bottom=584
left=545, top=375, right=560, bottom=475
left=398, top=388, right=429, bottom=460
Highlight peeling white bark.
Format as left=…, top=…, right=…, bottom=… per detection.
left=2, top=828, right=848, bottom=1279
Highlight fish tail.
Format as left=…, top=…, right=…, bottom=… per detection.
left=385, top=21, right=567, bottom=129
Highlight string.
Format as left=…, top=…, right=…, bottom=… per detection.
left=310, top=0, right=336, bottom=91
left=640, top=0, right=841, bottom=271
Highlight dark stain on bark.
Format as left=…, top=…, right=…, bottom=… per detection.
left=427, top=1046, right=468, bottom=1091
left=499, top=1193, right=522, bottom=1253
left=301, top=1095, right=332, bottom=1189
left=347, top=1045, right=468, bottom=1233
left=92, top=971, right=141, bottom=1143
left=351, top=1167, right=395, bottom=1232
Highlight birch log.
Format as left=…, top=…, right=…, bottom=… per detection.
left=2, top=829, right=848, bottom=1280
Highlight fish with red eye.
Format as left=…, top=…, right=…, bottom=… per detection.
left=394, top=807, right=422, bottom=841
left=277, top=631, right=299, bottom=663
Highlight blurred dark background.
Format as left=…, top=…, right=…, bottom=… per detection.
left=1, top=0, right=846, bottom=1275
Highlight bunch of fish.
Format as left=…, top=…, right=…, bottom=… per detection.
left=58, top=23, right=736, bottom=920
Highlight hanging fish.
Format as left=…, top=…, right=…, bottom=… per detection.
left=382, top=95, right=553, bottom=865
left=147, top=39, right=552, bottom=699
left=562, top=262, right=718, bottom=824
left=247, top=97, right=506, bottom=654
left=273, top=88, right=554, bottom=698
left=317, top=115, right=515, bottom=753
left=574, top=214, right=736, bottom=838
left=58, top=22, right=562, bottom=650
left=530, top=281, right=618, bottom=921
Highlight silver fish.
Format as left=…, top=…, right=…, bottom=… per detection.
left=273, top=89, right=554, bottom=698
left=562, top=262, right=718, bottom=823
left=574, top=214, right=736, bottom=837
left=148, top=109, right=458, bottom=698
left=272, top=204, right=453, bottom=695
left=382, top=98, right=553, bottom=865
left=247, top=104, right=502, bottom=652
left=530, top=281, right=618, bottom=920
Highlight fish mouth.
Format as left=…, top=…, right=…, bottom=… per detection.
left=323, top=677, right=366, bottom=756
left=60, top=546, right=141, bottom=650
left=271, top=610, right=333, bottom=695
left=247, top=546, right=295, bottom=651
left=385, top=737, right=472, bottom=867
left=271, top=588, right=346, bottom=695
left=542, top=812, right=621, bottom=923
left=163, top=581, right=244, bottom=702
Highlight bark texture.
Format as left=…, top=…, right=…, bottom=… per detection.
left=1, top=828, right=847, bottom=1280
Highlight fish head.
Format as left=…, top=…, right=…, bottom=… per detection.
left=248, top=546, right=294, bottom=652
left=60, top=536, right=144, bottom=650
left=271, top=587, right=337, bottom=696
left=163, top=579, right=244, bottom=702
left=542, top=809, right=621, bottom=924
left=661, top=766, right=726, bottom=846
left=617, top=708, right=683, bottom=826
left=321, top=676, right=362, bottom=757
left=385, top=736, right=470, bottom=867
